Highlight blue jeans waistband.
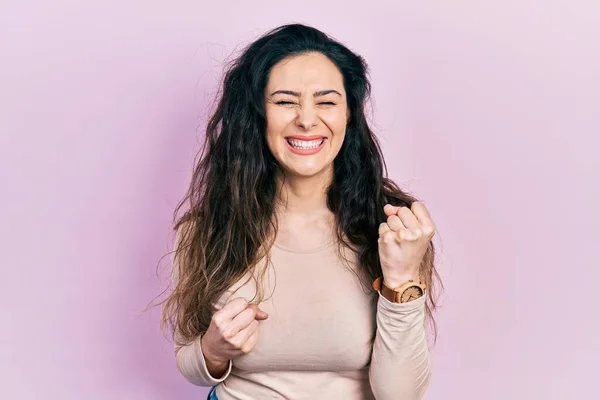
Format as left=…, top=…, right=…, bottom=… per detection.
left=207, top=386, right=218, bottom=400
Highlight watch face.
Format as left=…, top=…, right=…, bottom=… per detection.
left=401, top=286, right=424, bottom=302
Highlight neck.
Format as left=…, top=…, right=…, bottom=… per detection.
left=274, top=168, right=333, bottom=218
left=271, top=168, right=337, bottom=246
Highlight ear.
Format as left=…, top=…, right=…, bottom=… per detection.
left=346, top=108, right=351, bottom=122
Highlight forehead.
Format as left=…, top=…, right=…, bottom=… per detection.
left=266, top=52, right=345, bottom=93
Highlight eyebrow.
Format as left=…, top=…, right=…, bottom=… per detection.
left=270, top=89, right=342, bottom=97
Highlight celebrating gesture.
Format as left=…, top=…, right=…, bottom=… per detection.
left=165, top=24, right=441, bottom=400
left=378, top=202, right=436, bottom=288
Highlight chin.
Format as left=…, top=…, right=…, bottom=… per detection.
left=282, top=163, right=332, bottom=179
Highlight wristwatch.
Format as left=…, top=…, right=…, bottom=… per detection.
left=372, top=277, right=426, bottom=303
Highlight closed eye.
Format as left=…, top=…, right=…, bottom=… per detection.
left=274, top=100, right=336, bottom=106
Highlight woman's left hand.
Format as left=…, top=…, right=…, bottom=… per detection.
left=378, top=202, right=436, bottom=288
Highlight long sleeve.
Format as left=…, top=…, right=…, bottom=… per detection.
left=368, top=293, right=431, bottom=400
left=174, top=330, right=233, bottom=386
left=170, top=225, right=233, bottom=386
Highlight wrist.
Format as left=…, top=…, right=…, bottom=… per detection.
left=204, top=354, right=229, bottom=379
left=373, top=275, right=426, bottom=304
left=201, top=337, right=229, bottom=377
left=382, top=272, right=420, bottom=288
left=205, top=356, right=229, bottom=372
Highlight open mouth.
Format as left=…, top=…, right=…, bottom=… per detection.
left=286, top=137, right=326, bottom=150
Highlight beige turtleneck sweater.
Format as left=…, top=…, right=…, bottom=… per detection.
left=173, top=237, right=431, bottom=400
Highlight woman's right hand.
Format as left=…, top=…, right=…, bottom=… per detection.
left=201, top=297, right=268, bottom=376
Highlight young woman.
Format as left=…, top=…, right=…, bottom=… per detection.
left=162, top=23, right=441, bottom=400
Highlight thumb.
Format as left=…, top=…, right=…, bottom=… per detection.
left=247, top=304, right=269, bottom=320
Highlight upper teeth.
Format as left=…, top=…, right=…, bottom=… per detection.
left=288, top=138, right=324, bottom=149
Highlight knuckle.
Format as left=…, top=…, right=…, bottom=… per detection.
left=221, top=328, right=235, bottom=340
left=240, top=343, right=253, bottom=354
left=230, top=337, right=244, bottom=349
left=422, top=225, right=435, bottom=237
left=382, top=231, right=396, bottom=243
left=399, top=229, right=416, bottom=241
left=211, top=314, right=224, bottom=328
left=387, top=215, right=400, bottom=225
left=247, top=305, right=258, bottom=317
left=235, top=297, right=249, bottom=307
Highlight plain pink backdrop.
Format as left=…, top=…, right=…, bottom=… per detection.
left=1, top=1, right=598, bottom=399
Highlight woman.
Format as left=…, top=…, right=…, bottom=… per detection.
left=162, top=23, right=441, bottom=400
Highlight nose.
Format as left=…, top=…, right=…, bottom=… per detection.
left=295, top=105, right=318, bottom=130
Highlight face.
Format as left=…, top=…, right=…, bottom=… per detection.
left=264, top=52, right=349, bottom=179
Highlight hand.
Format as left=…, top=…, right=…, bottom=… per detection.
left=378, top=202, right=436, bottom=288
left=201, top=297, right=268, bottom=374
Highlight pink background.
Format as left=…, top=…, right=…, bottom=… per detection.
left=1, top=1, right=598, bottom=399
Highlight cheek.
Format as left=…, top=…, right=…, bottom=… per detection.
left=264, top=110, right=280, bottom=147
left=265, top=127, right=280, bottom=155
left=265, top=108, right=290, bottom=137
left=322, top=108, right=348, bottom=136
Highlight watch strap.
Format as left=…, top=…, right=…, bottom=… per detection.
left=372, top=277, right=426, bottom=303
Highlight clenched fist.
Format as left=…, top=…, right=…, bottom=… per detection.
left=378, top=202, right=436, bottom=288
left=201, top=297, right=268, bottom=377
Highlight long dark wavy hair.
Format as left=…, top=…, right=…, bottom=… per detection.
left=161, top=23, right=442, bottom=345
